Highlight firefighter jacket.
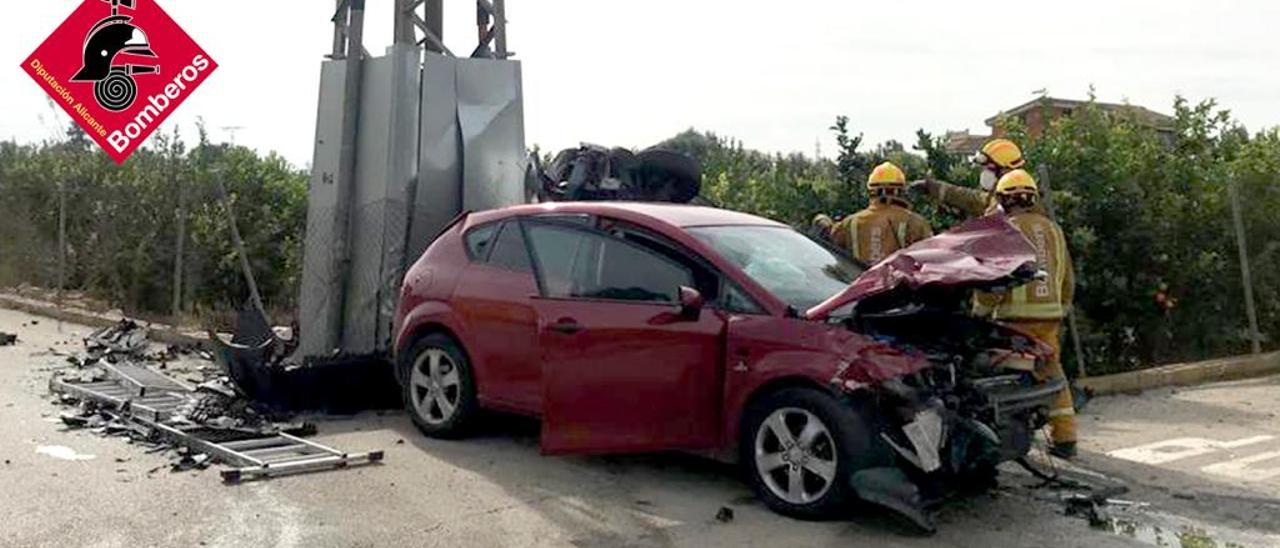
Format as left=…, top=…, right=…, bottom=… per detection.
left=973, top=210, right=1075, bottom=320
left=925, top=180, right=999, bottom=217
left=831, top=201, right=934, bottom=265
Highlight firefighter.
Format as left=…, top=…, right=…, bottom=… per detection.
left=911, top=138, right=1026, bottom=217
left=973, top=169, right=1078, bottom=458
left=830, top=162, right=934, bottom=264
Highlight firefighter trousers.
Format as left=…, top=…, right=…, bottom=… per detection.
left=1011, top=320, right=1077, bottom=444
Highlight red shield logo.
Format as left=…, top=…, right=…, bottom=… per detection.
left=20, top=0, right=217, bottom=164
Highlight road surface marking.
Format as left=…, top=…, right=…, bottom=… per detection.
left=35, top=445, right=96, bottom=461
left=1106, top=436, right=1275, bottom=465
left=1200, top=450, right=1280, bottom=482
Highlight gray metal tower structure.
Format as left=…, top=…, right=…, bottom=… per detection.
left=297, top=0, right=524, bottom=362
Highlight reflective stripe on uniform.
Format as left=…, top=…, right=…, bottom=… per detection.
left=992, top=217, right=1068, bottom=320
left=993, top=301, right=1066, bottom=320
left=1049, top=407, right=1076, bottom=418
left=895, top=222, right=908, bottom=250
left=848, top=222, right=860, bottom=260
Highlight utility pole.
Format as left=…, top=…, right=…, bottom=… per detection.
left=1228, top=178, right=1263, bottom=355
left=57, top=177, right=67, bottom=307
left=171, top=136, right=186, bottom=319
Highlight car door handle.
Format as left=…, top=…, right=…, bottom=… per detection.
left=549, top=319, right=583, bottom=334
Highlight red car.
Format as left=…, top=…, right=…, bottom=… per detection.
left=393, top=202, right=1063, bottom=530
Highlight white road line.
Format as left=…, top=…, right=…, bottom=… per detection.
left=1106, top=436, right=1275, bottom=465
left=1200, top=450, right=1280, bottom=482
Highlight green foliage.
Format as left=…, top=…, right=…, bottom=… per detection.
left=0, top=123, right=308, bottom=318
left=664, top=100, right=1279, bottom=373
left=1017, top=98, right=1280, bottom=371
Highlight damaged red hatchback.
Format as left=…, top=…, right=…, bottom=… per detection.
left=393, top=202, right=1063, bottom=529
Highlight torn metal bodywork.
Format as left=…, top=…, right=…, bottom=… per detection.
left=807, top=214, right=1041, bottom=321
left=815, top=215, right=1064, bottom=531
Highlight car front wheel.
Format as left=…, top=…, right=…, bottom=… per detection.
left=401, top=333, right=478, bottom=439
left=742, top=387, right=880, bottom=519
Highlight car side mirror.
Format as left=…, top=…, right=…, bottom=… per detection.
left=677, top=286, right=704, bottom=321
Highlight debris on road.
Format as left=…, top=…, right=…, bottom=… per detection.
left=46, top=316, right=384, bottom=482
left=208, top=308, right=399, bottom=413
left=0, top=332, right=17, bottom=346
left=714, top=506, right=735, bottom=523
left=84, top=319, right=150, bottom=359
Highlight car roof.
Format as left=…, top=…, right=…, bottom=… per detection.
left=469, top=202, right=787, bottom=229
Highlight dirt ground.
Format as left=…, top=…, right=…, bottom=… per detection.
left=2, top=307, right=1277, bottom=547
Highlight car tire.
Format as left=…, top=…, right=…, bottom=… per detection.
left=400, top=333, right=479, bottom=439
left=741, top=386, right=883, bottom=520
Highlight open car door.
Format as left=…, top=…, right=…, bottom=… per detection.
left=523, top=219, right=725, bottom=454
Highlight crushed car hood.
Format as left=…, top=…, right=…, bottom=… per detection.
left=807, top=214, right=1039, bottom=321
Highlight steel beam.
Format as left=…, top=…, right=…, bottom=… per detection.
left=493, top=0, right=507, bottom=58
left=328, top=0, right=367, bottom=351
left=409, top=12, right=455, bottom=56
left=425, top=0, right=444, bottom=53
left=330, top=0, right=349, bottom=59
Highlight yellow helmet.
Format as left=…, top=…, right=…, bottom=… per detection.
left=866, top=162, right=907, bottom=190
left=976, top=139, right=1026, bottom=170
left=995, top=169, right=1039, bottom=196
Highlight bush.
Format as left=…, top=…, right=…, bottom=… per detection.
left=0, top=124, right=308, bottom=320
left=663, top=98, right=1279, bottom=374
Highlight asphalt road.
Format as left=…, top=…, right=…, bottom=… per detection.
left=1, top=307, right=1277, bottom=547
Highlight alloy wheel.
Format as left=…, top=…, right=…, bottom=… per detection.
left=409, top=348, right=462, bottom=425
left=753, top=407, right=839, bottom=505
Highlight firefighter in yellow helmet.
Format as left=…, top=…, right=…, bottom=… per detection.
left=830, top=162, right=934, bottom=264
left=912, top=138, right=1026, bottom=217
left=973, top=169, right=1078, bottom=458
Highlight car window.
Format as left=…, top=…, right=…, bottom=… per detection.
left=526, top=223, right=587, bottom=296
left=464, top=223, right=500, bottom=261
left=690, top=225, right=863, bottom=311
left=527, top=223, right=694, bottom=303
left=597, top=218, right=721, bottom=303
left=487, top=221, right=533, bottom=272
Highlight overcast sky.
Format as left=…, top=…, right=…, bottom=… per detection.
left=5, top=1, right=1279, bottom=167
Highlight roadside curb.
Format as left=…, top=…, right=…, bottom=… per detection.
left=0, top=293, right=208, bottom=348
left=1078, top=351, right=1280, bottom=396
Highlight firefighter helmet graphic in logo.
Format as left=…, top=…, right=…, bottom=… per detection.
left=22, top=0, right=217, bottom=163
left=69, top=0, right=159, bottom=112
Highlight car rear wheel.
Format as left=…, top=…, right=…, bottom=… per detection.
left=742, top=387, right=878, bottom=519
left=401, top=334, right=478, bottom=439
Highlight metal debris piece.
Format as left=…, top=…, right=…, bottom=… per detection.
left=49, top=358, right=381, bottom=482
left=171, top=453, right=211, bottom=472
left=715, top=506, right=734, bottom=523
left=59, top=411, right=95, bottom=427
left=83, top=319, right=150, bottom=359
